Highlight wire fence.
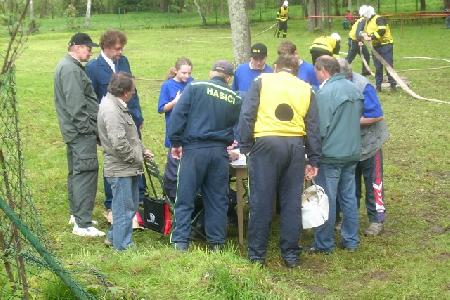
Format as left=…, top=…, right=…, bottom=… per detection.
left=0, top=67, right=114, bottom=299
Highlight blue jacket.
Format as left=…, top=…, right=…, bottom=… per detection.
left=86, top=55, right=144, bottom=129
left=169, top=77, right=242, bottom=149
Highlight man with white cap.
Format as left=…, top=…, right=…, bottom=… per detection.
left=346, top=5, right=371, bottom=76
left=361, top=5, right=396, bottom=92
left=276, top=1, right=289, bottom=38
left=309, top=32, right=341, bottom=64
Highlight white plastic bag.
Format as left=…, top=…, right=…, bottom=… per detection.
left=301, top=184, right=329, bottom=229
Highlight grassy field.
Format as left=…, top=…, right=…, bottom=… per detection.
left=4, top=12, right=450, bottom=299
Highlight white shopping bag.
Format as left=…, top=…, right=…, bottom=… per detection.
left=301, top=184, right=329, bottom=229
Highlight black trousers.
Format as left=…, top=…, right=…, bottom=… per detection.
left=247, top=136, right=305, bottom=262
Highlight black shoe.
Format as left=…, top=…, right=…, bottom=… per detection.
left=283, top=259, right=299, bottom=268
left=173, top=242, right=188, bottom=252
left=390, top=85, right=397, bottom=92
left=308, top=246, right=332, bottom=255
left=208, top=243, right=224, bottom=252
left=376, top=86, right=382, bottom=93
left=249, top=258, right=266, bottom=266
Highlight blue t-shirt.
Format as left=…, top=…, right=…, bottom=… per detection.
left=297, top=60, right=320, bottom=91
left=232, top=63, right=273, bottom=97
left=158, top=77, right=193, bottom=148
left=362, top=84, right=383, bottom=118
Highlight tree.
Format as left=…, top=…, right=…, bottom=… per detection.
left=160, top=0, right=169, bottom=12
left=420, top=0, right=426, bottom=10
left=227, top=0, right=251, bottom=64
left=307, top=0, right=325, bottom=31
left=85, top=0, right=92, bottom=28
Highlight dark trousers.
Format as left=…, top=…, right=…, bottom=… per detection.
left=277, top=20, right=287, bottom=38
left=163, top=148, right=179, bottom=199
left=247, top=136, right=305, bottom=262
left=346, top=38, right=371, bottom=75
left=310, top=48, right=332, bottom=65
left=66, top=134, right=98, bottom=228
left=171, top=146, right=229, bottom=245
left=372, top=43, right=396, bottom=88
left=337, top=149, right=386, bottom=223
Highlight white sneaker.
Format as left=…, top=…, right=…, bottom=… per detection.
left=72, top=225, right=105, bottom=237
left=68, top=215, right=98, bottom=225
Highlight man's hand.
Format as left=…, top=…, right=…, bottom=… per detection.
left=143, top=149, right=154, bottom=160
left=228, top=150, right=240, bottom=162
left=305, top=164, right=319, bottom=181
left=362, top=32, right=371, bottom=41
left=171, top=146, right=182, bottom=160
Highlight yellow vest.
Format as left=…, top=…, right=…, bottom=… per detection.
left=365, top=15, right=393, bottom=46
left=277, top=6, right=288, bottom=21
left=310, top=36, right=337, bottom=53
left=349, top=17, right=364, bottom=40
left=254, top=72, right=311, bottom=138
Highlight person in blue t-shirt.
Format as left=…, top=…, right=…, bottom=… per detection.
left=157, top=57, right=193, bottom=198
left=276, top=40, right=319, bottom=91
left=232, top=43, right=273, bottom=98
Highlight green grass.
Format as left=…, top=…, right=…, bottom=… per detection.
left=6, top=13, right=450, bottom=299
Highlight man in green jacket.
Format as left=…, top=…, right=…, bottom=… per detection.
left=311, top=55, right=363, bottom=253
left=54, top=33, right=104, bottom=237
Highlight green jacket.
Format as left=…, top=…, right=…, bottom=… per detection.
left=54, top=54, right=98, bottom=143
left=315, top=73, right=364, bottom=164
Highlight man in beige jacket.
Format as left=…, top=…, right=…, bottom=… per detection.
left=97, top=72, right=152, bottom=250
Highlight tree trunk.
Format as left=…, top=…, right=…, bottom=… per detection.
left=85, top=0, right=92, bottom=28
left=334, top=0, right=340, bottom=15
left=307, top=0, right=324, bottom=31
left=39, top=0, right=47, bottom=18
left=246, top=0, right=256, bottom=10
left=420, top=0, right=426, bottom=10
left=193, top=0, right=207, bottom=25
left=29, top=0, right=34, bottom=20
left=445, top=0, right=450, bottom=9
left=160, top=0, right=169, bottom=12
left=227, top=0, right=251, bottom=64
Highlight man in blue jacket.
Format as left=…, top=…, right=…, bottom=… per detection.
left=312, top=56, right=363, bottom=253
left=86, top=30, right=145, bottom=222
left=169, top=60, right=242, bottom=251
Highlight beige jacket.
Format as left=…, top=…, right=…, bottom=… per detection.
left=98, top=93, right=144, bottom=177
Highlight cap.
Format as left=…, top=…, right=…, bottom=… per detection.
left=250, top=43, right=268, bottom=59
left=211, top=60, right=234, bottom=76
left=283, top=1, right=288, bottom=6
left=330, top=32, right=341, bottom=41
left=68, top=33, right=99, bottom=47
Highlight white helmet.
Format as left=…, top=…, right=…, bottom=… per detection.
left=358, top=5, right=368, bottom=17
left=283, top=1, right=288, bottom=6
left=363, top=6, right=376, bottom=18
left=330, top=32, right=341, bottom=41
left=301, top=184, right=329, bottom=229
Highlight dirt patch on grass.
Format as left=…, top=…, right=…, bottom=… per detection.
left=435, top=252, right=450, bottom=262
left=368, top=270, right=390, bottom=282
left=305, top=284, right=329, bottom=295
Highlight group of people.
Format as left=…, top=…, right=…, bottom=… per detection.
left=53, top=4, right=391, bottom=266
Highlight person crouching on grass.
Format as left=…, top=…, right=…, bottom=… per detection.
left=97, top=72, right=153, bottom=250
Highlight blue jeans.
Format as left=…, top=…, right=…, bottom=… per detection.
left=106, top=176, right=139, bottom=251
left=314, top=162, right=359, bottom=251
